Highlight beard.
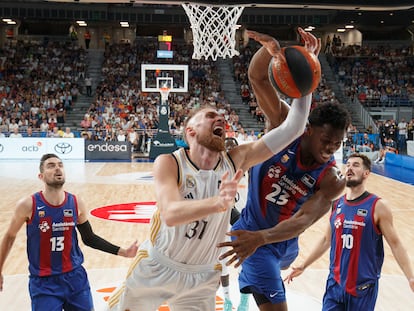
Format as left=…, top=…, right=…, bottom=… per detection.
left=46, top=178, right=65, bottom=188
left=346, top=176, right=363, bottom=188
left=197, top=132, right=225, bottom=152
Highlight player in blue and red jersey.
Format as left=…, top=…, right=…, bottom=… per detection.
left=285, top=153, right=414, bottom=310
left=218, top=29, right=351, bottom=311
left=0, top=153, right=138, bottom=311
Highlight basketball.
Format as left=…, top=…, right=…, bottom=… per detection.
left=268, top=45, right=321, bottom=98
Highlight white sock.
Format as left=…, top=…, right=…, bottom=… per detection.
left=221, top=273, right=231, bottom=300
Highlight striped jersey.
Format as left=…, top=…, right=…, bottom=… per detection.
left=149, top=147, right=236, bottom=265
left=27, top=191, right=84, bottom=277
left=329, top=192, right=384, bottom=296
left=238, top=137, right=336, bottom=246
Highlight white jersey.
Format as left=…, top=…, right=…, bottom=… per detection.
left=150, top=147, right=236, bottom=265
left=107, top=148, right=237, bottom=310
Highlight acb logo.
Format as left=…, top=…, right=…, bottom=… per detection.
left=22, top=145, right=39, bottom=152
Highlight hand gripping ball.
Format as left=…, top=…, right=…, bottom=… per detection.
left=268, top=45, right=321, bottom=98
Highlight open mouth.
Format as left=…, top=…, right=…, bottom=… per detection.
left=319, top=154, right=330, bottom=162
left=213, top=127, right=223, bottom=137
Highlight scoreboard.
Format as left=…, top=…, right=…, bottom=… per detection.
left=157, top=32, right=173, bottom=58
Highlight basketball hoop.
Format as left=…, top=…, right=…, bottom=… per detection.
left=159, top=87, right=171, bottom=103
left=182, top=3, right=245, bottom=61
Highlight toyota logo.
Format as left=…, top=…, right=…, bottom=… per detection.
left=54, top=142, right=73, bottom=154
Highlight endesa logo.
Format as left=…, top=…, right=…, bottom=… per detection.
left=22, top=141, right=43, bottom=152
left=90, top=202, right=156, bottom=223
left=87, top=143, right=127, bottom=152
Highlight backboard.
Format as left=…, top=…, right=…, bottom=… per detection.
left=141, top=64, right=188, bottom=93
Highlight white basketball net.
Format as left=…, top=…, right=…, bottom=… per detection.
left=159, top=87, right=171, bottom=103
left=182, top=3, right=245, bottom=61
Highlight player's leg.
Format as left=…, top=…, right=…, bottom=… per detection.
left=219, top=207, right=244, bottom=311
left=64, top=287, right=93, bottom=311
left=322, top=277, right=345, bottom=311
left=29, top=275, right=65, bottom=311
left=106, top=245, right=169, bottom=310
left=237, top=292, right=250, bottom=311
left=221, top=208, right=241, bottom=311
left=108, top=282, right=163, bottom=311
left=61, top=266, right=94, bottom=311
left=229, top=213, right=250, bottom=311
left=169, top=269, right=221, bottom=311
left=31, top=294, right=64, bottom=311
left=220, top=262, right=233, bottom=311
left=252, top=292, right=287, bottom=311
left=346, top=282, right=378, bottom=311
left=238, top=247, right=287, bottom=310
left=280, top=238, right=299, bottom=270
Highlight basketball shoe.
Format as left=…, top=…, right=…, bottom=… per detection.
left=224, top=298, right=233, bottom=311
left=237, top=293, right=249, bottom=311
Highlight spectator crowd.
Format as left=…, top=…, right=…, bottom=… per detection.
left=0, top=32, right=413, bottom=159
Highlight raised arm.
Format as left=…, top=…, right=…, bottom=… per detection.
left=230, top=28, right=321, bottom=171
left=247, top=30, right=286, bottom=129
left=219, top=166, right=345, bottom=267
left=230, top=94, right=311, bottom=171
left=247, top=27, right=321, bottom=130
left=153, top=153, right=244, bottom=227
left=375, top=199, right=414, bottom=292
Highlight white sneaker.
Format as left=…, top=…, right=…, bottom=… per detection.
left=378, top=158, right=385, bottom=164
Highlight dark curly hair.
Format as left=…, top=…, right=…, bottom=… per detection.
left=348, top=153, right=372, bottom=171
left=39, top=153, right=60, bottom=172
left=308, top=102, right=351, bottom=130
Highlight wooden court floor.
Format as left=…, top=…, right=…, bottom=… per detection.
left=0, top=160, right=413, bottom=310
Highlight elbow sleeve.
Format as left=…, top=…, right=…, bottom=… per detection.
left=77, top=221, right=120, bottom=255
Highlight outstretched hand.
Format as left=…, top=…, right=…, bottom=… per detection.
left=216, top=169, right=244, bottom=213
left=283, top=265, right=305, bottom=284
left=297, top=27, right=321, bottom=56
left=246, top=30, right=281, bottom=57
left=217, top=229, right=265, bottom=268
left=247, top=28, right=321, bottom=58
left=119, top=240, right=139, bottom=258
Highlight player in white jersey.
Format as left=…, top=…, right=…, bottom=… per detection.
left=107, top=28, right=320, bottom=311
left=152, top=147, right=238, bottom=265
left=109, top=148, right=237, bottom=310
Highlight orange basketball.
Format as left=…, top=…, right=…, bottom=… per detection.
left=268, top=45, right=321, bottom=98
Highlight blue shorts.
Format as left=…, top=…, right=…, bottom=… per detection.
left=29, top=265, right=93, bottom=311
left=322, top=277, right=379, bottom=311
left=233, top=224, right=299, bottom=304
